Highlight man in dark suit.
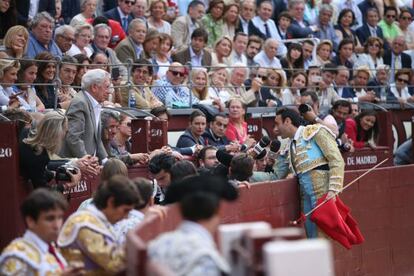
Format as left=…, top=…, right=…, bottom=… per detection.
left=236, top=0, right=256, bottom=34
left=171, top=28, right=212, bottom=68
left=383, top=36, right=412, bottom=82
left=357, top=0, right=378, bottom=24
left=333, top=66, right=355, bottom=99
left=367, top=64, right=390, bottom=99
left=62, top=0, right=80, bottom=24
left=16, top=0, right=55, bottom=26
left=104, top=0, right=135, bottom=33
left=115, top=18, right=146, bottom=62
left=60, top=69, right=110, bottom=162
left=286, top=0, right=316, bottom=38
left=356, top=8, right=386, bottom=47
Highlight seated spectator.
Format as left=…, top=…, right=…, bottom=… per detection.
left=229, top=153, right=254, bottom=181
left=201, top=0, right=225, bottom=48
left=152, top=33, right=173, bottom=79
left=142, top=29, right=161, bottom=60
left=276, top=11, right=292, bottom=41
left=332, top=38, right=354, bottom=76
left=281, top=71, right=307, bottom=106
left=246, top=35, right=262, bottom=67
left=302, top=39, right=315, bottom=69
left=397, top=8, right=414, bottom=50
left=1, top=25, right=29, bottom=59
left=287, top=0, right=317, bottom=39
left=147, top=0, right=171, bottom=34
left=314, top=39, right=333, bottom=66
left=26, top=12, right=62, bottom=58
left=356, top=8, right=386, bottom=48
left=148, top=153, right=176, bottom=204
left=237, top=0, right=255, bottom=34
left=115, top=18, right=147, bottom=63
left=171, top=27, right=212, bottom=68
left=367, top=64, right=390, bottom=101
left=151, top=105, right=170, bottom=121
left=204, top=64, right=231, bottom=110
left=57, top=56, right=78, bottom=109
left=334, top=9, right=360, bottom=49
left=228, top=65, right=258, bottom=107
left=333, top=66, right=354, bottom=99
left=378, top=6, right=402, bottom=45
left=225, top=98, right=255, bottom=146
left=354, top=37, right=384, bottom=78
left=0, top=59, right=20, bottom=108
left=222, top=2, right=239, bottom=39
left=245, top=67, right=282, bottom=107
left=197, top=145, right=219, bottom=168
left=120, top=59, right=163, bottom=109
left=34, top=52, right=58, bottom=109
left=317, top=63, right=341, bottom=110
left=384, top=36, right=412, bottom=83
left=264, top=68, right=285, bottom=105
left=90, top=52, right=110, bottom=71
left=67, top=23, right=94, bottom=57
left=253, top=38, right=282, bottom=68
left=73, top=54, right=91, bottom=91
left=104, top=0, right=135, bottom=33
left=350, top=102, right=359, bottom=118
left=176, top=110, right=207, bottom=155
left=14, top=59, right=45, bottom=112
left=351, top=66, right=378, bottom=103
left=314, top=4, right=340, bottom=51
left=86, top=16, right=126, bottom=49
left=388, top=70, right=414, bottom=106
left=54, top=24, right=75, bottom=55
left=70, top=0, right=97, bottom=26
left=345, top=110, right=378, bottom=149
left=307, top=65, right=321, bottom=90
left=280, top=43, right=304, bottom=80
left=152, top=62, right=196, bottom=107
left=191, top=68, right=209, bottom=102
left=230, top=32, right=248, bottom=65
left=211, top=36, right=233, bottom=66
left=203, top=113, right=239, bottom=152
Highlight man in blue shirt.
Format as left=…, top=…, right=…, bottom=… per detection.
left=26, top=12, right=62, bottom=58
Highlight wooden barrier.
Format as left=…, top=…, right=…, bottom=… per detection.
left=127, top=164, right=414, bottom=276
left=131, top=119, right=168, bottom=153
left=343, top=146, right=393, bottom=170
left=246, top=117, right=263, bottom=141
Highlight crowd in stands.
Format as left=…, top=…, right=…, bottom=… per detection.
left=1, top=0, right=414, bottom=274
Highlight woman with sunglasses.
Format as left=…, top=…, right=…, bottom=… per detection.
left=354, top=37, right=384, bottom=78
left=281, top=71, right=307, bottom=106
left=397, top=8, right=414, bottom=50
left=388, top=70, right=414, bottom=107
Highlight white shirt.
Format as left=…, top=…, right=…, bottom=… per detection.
left=240, top=17, right=249, bottom=34
left=28, top=0, right=40, bottom=20
left=84, top=91, right=102, bottom=134
left=389, top=83, right=411, bottom=101
left=251, top=16, right=287, bottom=57
left=253, top=50, right=282, bottom=69
left=230, top=51, right=248, bottom=65
left=0, top=86, right=15, bottom=106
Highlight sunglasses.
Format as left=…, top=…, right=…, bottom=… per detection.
left=369, top=43, right=380, bottom=48
left=386, top=14, right=396, bottom=18
left=401, top=16, right=412, bottom=21
left=258, top=75, right=268, bottom=81
left=124, top=0, right=136, bottom=4
left=170, top=70, right=185, bottom=77
left=397, top=78, right=409, bottom=84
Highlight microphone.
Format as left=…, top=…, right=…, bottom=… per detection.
left=267, top=139, right=281, bottom=160
left=254, top=148, right=267, bottom=160
left=216, top=149, right=234, bottom=168
left=252, top=136, right=271, bottom=156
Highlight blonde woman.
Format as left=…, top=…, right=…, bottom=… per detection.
left=205, top=64, right=231, bottom=110
left=222, top=2, right=240, bottom=40
left=190, top=68, right=209, bottom=101
left=147, top=0, right=171, bottom=35
left=67, top=23, right=94, bottom=57
left=314, top=40, right=333, bottom=66
left=266, top=68, right=286, bottom=104
left=211, top=36, right=232, bottom=66
left=1, top=25, right=29, bottom=58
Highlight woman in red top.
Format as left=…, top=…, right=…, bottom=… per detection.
left=225, top=98, right=254, bottom=146
left=345, top=110, right=379, bottom=149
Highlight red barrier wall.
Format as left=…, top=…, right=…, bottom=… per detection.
left=128, top=164, right=414, bottom=276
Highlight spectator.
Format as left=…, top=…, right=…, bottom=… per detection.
left=334, top=0, right=363, bottom=30
left=334, top=9, right=359, bottom=48
left=357, top=0, right=378, bottom=25
left=226, top=97, right=254, bottom=145
left=332, top=38, right=354, bottom=76
left=54, top=25, right=76, bottom=55
left=115, top=18, right=146, bottom=62
left=314, top=4, right=340, bottom=50
left=280, top=42, right=304, bottom=80
left=205, top=64, right=231, bottom=110
left=246, top=35, right=262, bottom=67
left=151, top=105, right=170, bottom=121
left=397, top=8, right=414, bottom=50
left=34, top=52, right=58, bottom=109
left=228, top=65, right=258, bottom=106
left=265, top=68, right=286, bottom=105
left=91, top=23, right=127, bottom=76
left=67, top=23, right=94, bottom=58
left=355, top=8, right=386, bottom=48
left=301, top=39, right=314, bottom=69
left=87, top=16, right=126, bottom=49
left=350, top=102, right=359, bottom=118
left=230, top=32, right=248, bottom=65
left=105, top=0, right=135, bottom=33
left=0, top=59, right=20, bottom=108
left=307, top=65, right=321, bottom=89
left=57, top=56, right=78, bottom=109
left=0, top=189, right=83, bottom=275
left=26, top=12, right=62, bottom=58
left=281, top=71, right=307, bottom=105
left=318, top=63, right=341, bottom=109
left=276, top=11, right=292, bottom=41
left=171, top=0, right=205, bottom=51
left=237, top=0, right=255, bottom=34
left=191, top=68, right=209, bottom=101
left=354, top=37, right=384, bottom=78
left=72, top=54, right=91, bottom=91
left=60, top=69, right=110, bottom=161
left=14, top=59, right=45, bottom=112
left=211, top=36, right=233, bottom=66
left=367, top=64, right=390, bottom=101
left=58, top=175, right=140, bottom=274
left=222, top=2, right=240, bottom=39
left=172, top=28, right=212, bottom=68
left=152, top=62, right=195, bottom=107
left=345, top=110, right=378, bottom=149
left=351, top=65, right=378, bottom=102
left=255, top=153, right=267, bottom=171
left=229, top=153, right=254, bottom=181
left=329, top=99, right=353, bottom=147
left=153, top=33, right=173, bottom=78
left=287, top=0, right=317, bottom=38
left=314, top=39, right=333, bottom=66
left=198, top=145, right=219, bottom=168
left=388, top=69, right=414, bottom=106
left=70, top=0, right=97, bottom=27
left=248, top=0, right=287, bottom=57
left=253, top=38, right=282, bottom=68
left=384, top=36, right=412, bottom=83
left=176, top=110, right=207, bottom=155
left=170, top=160, right=198, bottom=182
left=1, top=25, right=29, bottom=59
left=147, top=0, right=171, bottom=34
left=394, top=139, right=412, bottom=165
left=201, top=0, right=225, bottom=48
left=203, top=113, right=237, bottom=151
left=378, top=6, right=402, bottom=45
left=333, top=66, right=354, bottom=98
left=0, top=0, right=17, bottom=40
left=16, top=0, right=55, bottom=27
left=148, top=153, right=176, bottom=204
left=142, top=29, right=161, bottom=60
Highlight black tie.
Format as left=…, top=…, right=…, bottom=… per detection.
left=264, top=23, right=271, bottom=38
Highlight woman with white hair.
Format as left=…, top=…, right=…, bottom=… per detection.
left=70, top=0, right=97, bottom=27
left=67, top=23, right=94, bottom=57
left=203, top=64, right=231, bottom=111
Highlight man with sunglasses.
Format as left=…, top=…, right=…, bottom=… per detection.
left=153, top=62, right=198, bottom=108
left=105, top=0, right=136, bottom=33
left=378, top=6, right=402, bottom=45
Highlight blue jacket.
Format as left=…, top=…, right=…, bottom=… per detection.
left=176, top=129, right=206, bottom=156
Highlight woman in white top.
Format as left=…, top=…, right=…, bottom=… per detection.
left=204, top=64, right=231, bottom=110
left=15, top=60, right=45, bottom=112
left=211, top=36, right=232, bottom=66
left=154, top=33, right=173, bottom=79
left=313, top=40, right=333, bottom=67
left=147, top=0, right=171, bottom=35
left=397, top=8, right=414, bottom=50
left=222, top=2, right=239, bottom=40
left=70, top=0, right=97, bottom=27
left=354, top=37, right=384, bottom=78
left=0, top=59, right=20, bottom=107
left=67, top=23, right=94, bottom=58
left=281, top=71, right=307, bottom=106
left=389, top=70, right=414, bottom=106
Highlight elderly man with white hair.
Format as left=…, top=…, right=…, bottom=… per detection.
left=54, top=25, right=76, bottom=55
left=228, top=64, right=259, bottom=106
left=60, top=69, right=110, bottom=162
left=253, top=38, right=282, bottom=69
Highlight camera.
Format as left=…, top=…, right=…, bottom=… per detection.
left=55, top=165, right=78, bottom=182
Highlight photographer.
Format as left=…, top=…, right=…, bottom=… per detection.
left=19, top=111, right=99, bottom=191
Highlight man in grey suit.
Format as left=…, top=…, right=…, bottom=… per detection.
left=171, top=0, right=205, bottom=51
left=60, top=69, right=110, bottom=162
left=115, top=18, right=147, bottom=63
left=171, top=28, right=212, bottom=69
